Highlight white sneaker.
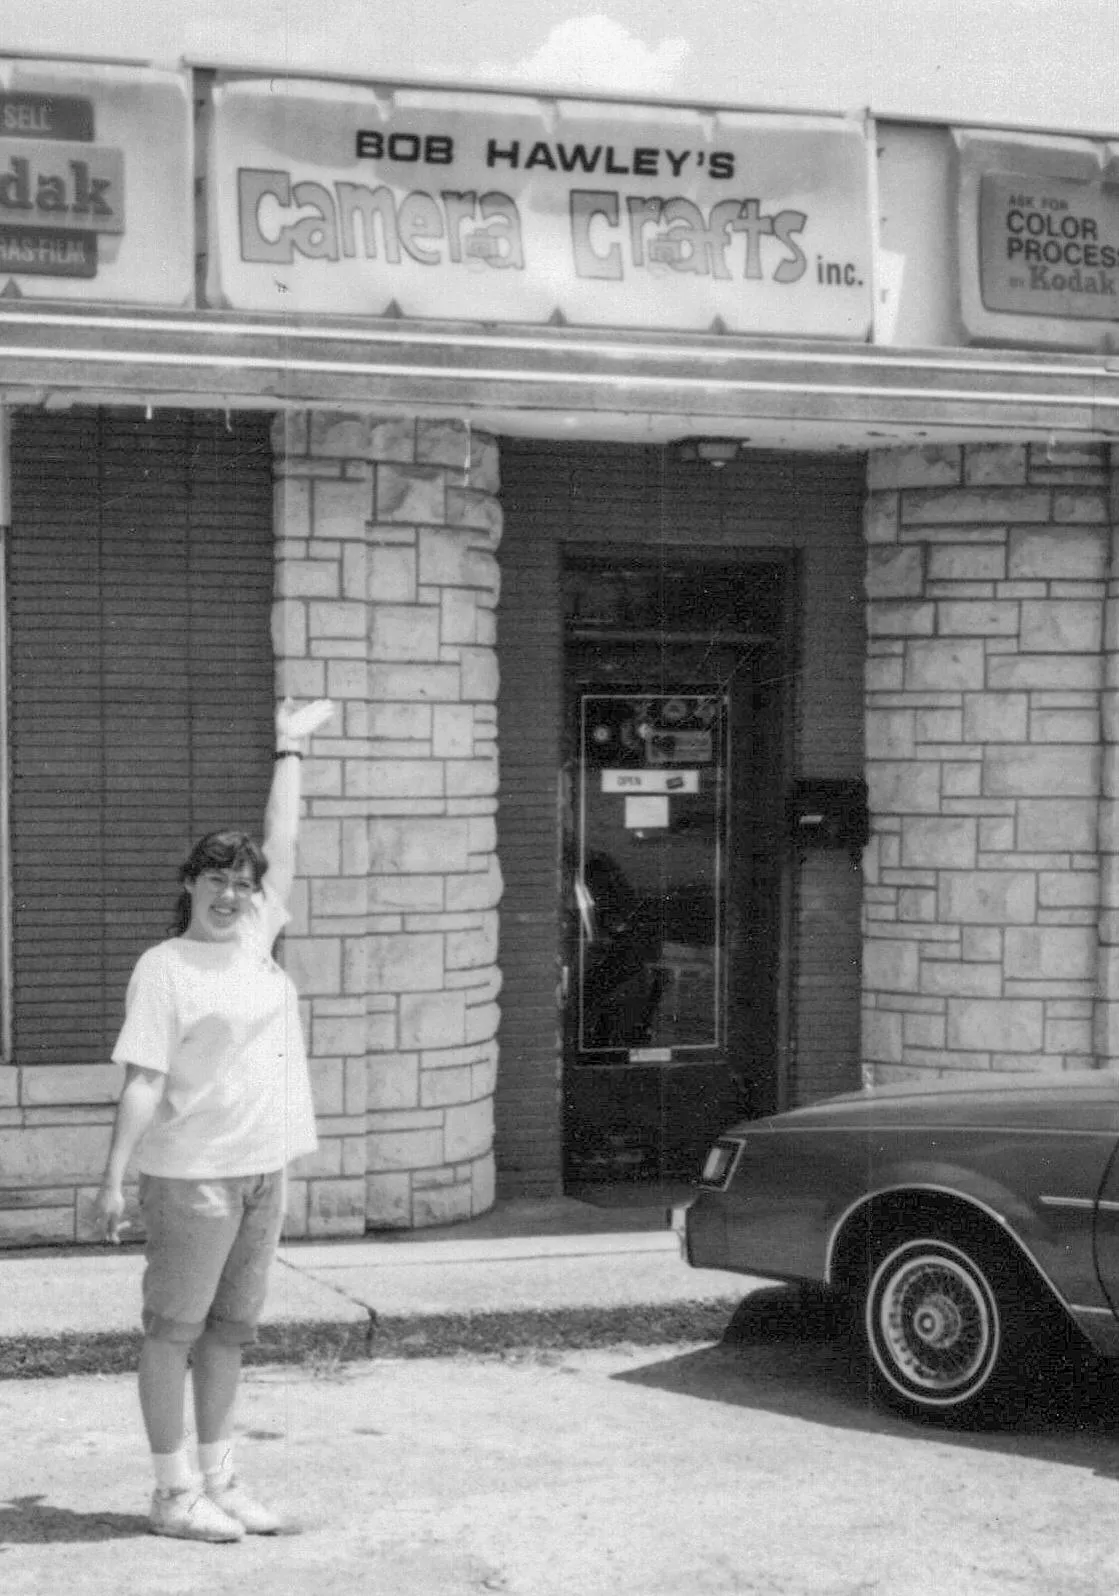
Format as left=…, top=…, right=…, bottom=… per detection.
left=205, top=1475, right=283, bottom=1535
left=150, top=1486, right=244, bottom=1542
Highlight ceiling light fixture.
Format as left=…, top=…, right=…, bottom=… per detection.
left=672, top=437, right=748, bottom=468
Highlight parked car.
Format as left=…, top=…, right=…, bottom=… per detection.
left=686, top=1070, right=1119, bottom=1424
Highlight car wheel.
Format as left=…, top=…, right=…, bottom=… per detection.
left=862, top=1234, right=1020, bottom=1424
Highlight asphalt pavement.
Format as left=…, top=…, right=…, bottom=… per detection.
left=7, top=1338, right=1119, bottom=1594
left=0, top=1194, right=754, bottom=1377
left=7, top=1196, right=1119, bottom=1594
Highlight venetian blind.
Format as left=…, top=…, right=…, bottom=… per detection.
left=8, top=407, right=275, bottom=1069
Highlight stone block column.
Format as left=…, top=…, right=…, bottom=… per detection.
left=272, top=412, right=502, bottom=1234
left=863, top=442, right=1110, bottom=1083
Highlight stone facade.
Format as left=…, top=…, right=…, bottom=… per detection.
left=273, top=412, right=503, bottom=1232
left=0, top=410, right=503, bottom=1247
left=11, top=422, right=1119, bottom=1242
left=863, top=441, right=1115, bottom=1081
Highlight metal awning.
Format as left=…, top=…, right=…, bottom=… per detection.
left=1, top=302, right=1117, bottom=449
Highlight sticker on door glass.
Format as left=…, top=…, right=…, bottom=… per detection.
left=583, top=694, right=720, bottom=768
left=624, top=795, right=670, bottom=829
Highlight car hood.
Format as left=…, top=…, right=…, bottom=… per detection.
left=718, top=1069, right=1119, bottom=1136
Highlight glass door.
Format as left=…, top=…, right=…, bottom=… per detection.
left=561, top=554, right=789, bottom=1189
left=562, top=650, right=783, bottom=1187
left=575, top=689, right=725, bottom=1059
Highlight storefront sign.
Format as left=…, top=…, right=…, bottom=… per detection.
left=0, top=60, right=193, bottom=305
left=980, top=172, right=1119, bottom=320
left=207, top=77, right=873, bottom=337
left=956, top=128, right=1119, bottom=351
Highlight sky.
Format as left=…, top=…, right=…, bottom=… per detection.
left=3, top=0, right=1118, bottom=135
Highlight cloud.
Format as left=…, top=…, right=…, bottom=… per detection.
left=481, top=14, right=690, bottom=95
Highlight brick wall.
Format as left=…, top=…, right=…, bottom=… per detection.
left=863, top=441, right=1113, bottom=1081
left=274, top=412, right=502, bottom=1232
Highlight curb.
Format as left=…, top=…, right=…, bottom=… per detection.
left=0, top=1317, right=375, bottom=1380
left=0, top=1298, right=739, bottom=1379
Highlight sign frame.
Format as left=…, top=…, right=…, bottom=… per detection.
left=207, top=75, right=874, bottom=340
left=956, top=126, right=1119, bottom=352
left=0, top=58, right=194, bottom=307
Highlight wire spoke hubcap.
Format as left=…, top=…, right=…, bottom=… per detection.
left=874, top=1248, right=998, bottom=1397
left=912, top=1291, right=963, bottom=1348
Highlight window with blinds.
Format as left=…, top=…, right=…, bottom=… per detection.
left=8, top=407, right=275, bottom=1071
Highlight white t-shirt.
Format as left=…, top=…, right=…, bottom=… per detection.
left=112, top=886, right=318, bottom=1179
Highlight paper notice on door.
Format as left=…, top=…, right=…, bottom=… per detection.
left=624, top=795, right=669, bottom=829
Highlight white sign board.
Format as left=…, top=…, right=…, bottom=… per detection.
left=0, top=59, right=193, bottom=305
left=208, top=77, right=873, bottom=338
left=956, top=127, right=1119, bottom=352
left=625, top=795, right=670, bottom=829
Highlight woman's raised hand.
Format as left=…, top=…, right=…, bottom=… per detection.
left=276, top=697, right=335, bottom=746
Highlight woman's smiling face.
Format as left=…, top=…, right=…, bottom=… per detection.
left=184, top=868, right=257, bottom=942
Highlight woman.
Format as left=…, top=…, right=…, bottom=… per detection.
left=95, top=696, right=334, bottom=1542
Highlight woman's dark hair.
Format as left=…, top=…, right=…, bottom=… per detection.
left=168, top=829, right=268, bottom=936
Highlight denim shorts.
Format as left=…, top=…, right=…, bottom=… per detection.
left=138, top=1171, right=286, bottom=1345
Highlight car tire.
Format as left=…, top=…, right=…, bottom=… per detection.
left=861, top=1233, right=1029, bottom=1425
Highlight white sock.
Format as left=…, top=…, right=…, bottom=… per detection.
left=152, top=1448, right=194, bottom=1493
left=198, top=1438, right=234, bottom=1488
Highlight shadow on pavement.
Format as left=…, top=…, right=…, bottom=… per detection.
left=0, top=1495, right=150, bottom=1543
left=614, top=1283, right=1119, bottom=1480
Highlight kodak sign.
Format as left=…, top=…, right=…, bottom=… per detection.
left=0, top=93, right=124, bottom=279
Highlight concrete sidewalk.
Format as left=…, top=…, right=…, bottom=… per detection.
left=0, top=1196, right=753, bottom=1377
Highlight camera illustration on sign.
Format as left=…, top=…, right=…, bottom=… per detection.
left=208, top=76, right=873, bottom=337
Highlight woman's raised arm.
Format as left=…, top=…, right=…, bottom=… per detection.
left=262, top=697, right=335, bottom=907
